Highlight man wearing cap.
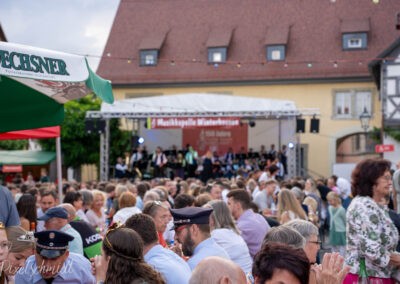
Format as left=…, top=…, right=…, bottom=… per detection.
left=15, top=230, right=95, bottom=283
left=38, top=207, right=83, bottom=255
left=170, top=207, right=230, bottom=270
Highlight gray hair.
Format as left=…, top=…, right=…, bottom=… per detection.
left=290, top=186, right=305, bottom=201
left=284, top=219, right=319, bottom=241
left=262, top=225, right=306, bottom=249
left=79, top=189, right=93, bottom=207
left=205, top=200, right=240, bottom=234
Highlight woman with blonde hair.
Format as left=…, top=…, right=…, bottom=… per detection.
left=303, top=196, right=319, bottom=227
left=205, top=200, right=253, bottom=274
left=86, top=190, right=107, bottom=234
left=1, top=226, right=34, bottom=283
left=277, top=189, right=307, bottom=224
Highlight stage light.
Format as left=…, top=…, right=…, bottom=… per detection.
left=249, top=120, right=256, bottom=128
left=288, top=142, right=295, bottom=149
left=138, top=137, right=145, bottom=144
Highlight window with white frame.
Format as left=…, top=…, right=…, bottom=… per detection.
left=333, top=90, right=372, bottom=119
left=139, top=50, right=158, bottom=66
left=342, top=33, right=367, bottom=50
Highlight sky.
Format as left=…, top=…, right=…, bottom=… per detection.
left=0, top=0, right=120, bottom=71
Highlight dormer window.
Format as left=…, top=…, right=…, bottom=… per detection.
left=138, top=31, right=167, bottom=67
left=266, top=45, right=286, bottom=61
left=264, top=26, right=290, bottom=62
left=208, top=47, right=227, bottom=63
left=140, top=50, right=158, bottom=66
left=206, top=27, right=233, bottom=64
left=341, top=19, right=370, bottom=51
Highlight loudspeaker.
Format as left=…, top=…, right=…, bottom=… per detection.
left=310, top=118, right=320, bottom=133
left=296, top=119, right=305, bottom=133
left=85, top=119, right=106, bottom=134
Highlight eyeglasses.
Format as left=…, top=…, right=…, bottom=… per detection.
left=308, top=240, right=322, bottom=245
left=0, top=241, right=12, bottom=251
left=381, top=175, right=392, bottom=181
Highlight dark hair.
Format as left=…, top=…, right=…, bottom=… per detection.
left=137, top=183, right=148, bottom=198
left=17, top=194, right=37, bottom=227
left=226, top=189, right=251, bottom=210
left=351, top=158, right=391, bottom=197
left=174, top=193, right=195, bottom=209
left=40, top=189, right=57, bottom=200
left=103, top=227, right=165, bottom=284
left=253, top=243, right=310, bottom=284
left=105, top=183, right=116, bottom=194
left=125, top=214, right=158, bottom=245
left=63, top=191, right=82, bottom=204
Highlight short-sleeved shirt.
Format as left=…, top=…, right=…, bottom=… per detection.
left=15, top=252, right=95, bottom=283
left=0, top=185, right=20, bottom=227
left=145, top=244, right=191, bottom=284
left=187, top=238, right=230, bottom=270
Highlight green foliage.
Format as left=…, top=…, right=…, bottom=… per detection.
left=40, top=96, right=101, bottom=168
left=385, top=127, right=400, bottom=142
left=39, top=95, right=132, bottom=169
left=0, top=140, right=28, bottom=150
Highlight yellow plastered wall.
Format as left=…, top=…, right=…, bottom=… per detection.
left=111, top=81, right=379, bottom=177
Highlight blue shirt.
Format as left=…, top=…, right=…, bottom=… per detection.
left=144, top=244, right=191, bottom=284
left=187, top=238, right=230, bottom=270
left=61, top=224, right=84, bottom=255
left=15, top=252, right=95, bottom=284
left=0, top=185, right=20, bottom=227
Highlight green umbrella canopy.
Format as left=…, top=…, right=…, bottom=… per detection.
left=0, top=41, right=114, bottom=133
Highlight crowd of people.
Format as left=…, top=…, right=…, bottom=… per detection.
left=0, top=157, right=400, bottom=283
left=115, top=143, right=288, bottom=182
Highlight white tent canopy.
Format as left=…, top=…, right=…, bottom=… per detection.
left=88, top=93, right=300, bottom=119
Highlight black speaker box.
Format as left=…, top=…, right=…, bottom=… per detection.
left=296, top=119, right=305, bottom=133
left=310, top=118, right=320, bottom=133
left=85, top=119, right=105, bottom=134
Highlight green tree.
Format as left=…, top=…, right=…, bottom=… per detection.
left=0, top=140, right=28, bottom=150
left=39, top=95, right=131, bottom=172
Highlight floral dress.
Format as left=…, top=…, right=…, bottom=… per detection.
left=346, top=196, right=399, bottom=278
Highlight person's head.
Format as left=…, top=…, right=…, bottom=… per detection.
left=125, top=214, right=158, bottom=247
left=39, top=190, right=57, bottom=213
left=226, top=189, right=251, bottom=219
left=16, top=193, right=37, bottom=225
left=79, top=189, right=94, bottom=210
left=194, top=193, right=212, bottom=207
left=277, top=189, right=307, bottom=221
left=119, top=192, right=136, bottom=209
left=136, top=183, right=148, bottom=199
left=38, top=207, right=69, bottom=231
left=34, top=230, right=73, bottom=279
left=326, top=191, right=341, bottom=207
left=205, top=200, right=239, bottom=234
left=189, top=256, right=247, bottom=284
left=290, top=187, right=305, bottom=204
left=174, top=193, right=195, bottom=209
left=252, top=243, right=310, bottom=284
left=268, top=165, right=279, bottom=177
left=351, top=158, right=392, bottom=199
left=0, top=223, right=11, bottom=263
left=142, top=201, right=170, bottom=233
left=170, top=207, right=213, bottom=256
left=58, top=203, right=77, bottom=222
left=262, top=226, right=306, bottom=249
left=303, top=196, right=318, bottom=213
left=91, top=190, right=106, bottom=211
left=263, top=179, right=277, bottom=196
left=102, top=226, right=165, bottom=283
left=284, top=219, right=320, bottom=263
left=209, top=184, right=223, bottom=200
left=63, top=191, right=83, bottom=211
left=3, top=226, right=34, bottom=276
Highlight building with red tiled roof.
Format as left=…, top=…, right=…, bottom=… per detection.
left=98, top=0, right=400, bottom=177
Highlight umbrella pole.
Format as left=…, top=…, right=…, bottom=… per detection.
left=56, top=137, right=63, bottom=202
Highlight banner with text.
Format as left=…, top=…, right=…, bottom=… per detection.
left=148, top=117, right=241, bottom=129
left=183, top=126, right=248, bottom=156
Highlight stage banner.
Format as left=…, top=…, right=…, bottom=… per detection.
left=147, top=117, right=240, bottom=129
left=183, top=126, right=248, bottom=156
